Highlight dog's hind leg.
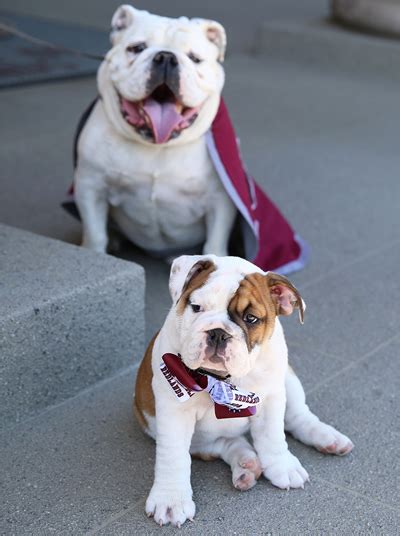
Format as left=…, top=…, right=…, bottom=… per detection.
left=284, top=366, right=354, bottom=455
left=191, top=436, right=261, bottom=491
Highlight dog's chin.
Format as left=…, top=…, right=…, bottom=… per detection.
left=117, top=84, right=203, bottom=144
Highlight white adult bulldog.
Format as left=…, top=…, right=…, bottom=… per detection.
left=75, top=5, right=236, bottom=256
left=134, top=255, right=354, bottom=527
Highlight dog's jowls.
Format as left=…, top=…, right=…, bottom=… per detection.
left=134, top=255, right=354, bottom=527
left=74, top=5, right=236, bottom=256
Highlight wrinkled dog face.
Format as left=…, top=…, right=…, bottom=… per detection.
left=99, top=4, right=226, bottom=145
left=169, top=255, right=304, bottom=378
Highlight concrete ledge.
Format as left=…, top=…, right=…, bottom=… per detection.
left=331, top=0, right=400, bottom=39
left=0, top=224, right=145, bottom=425
left=255, top=19, right=400, bottom=81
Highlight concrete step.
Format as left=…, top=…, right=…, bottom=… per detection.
left=0, top=224, right=144, bottom=425
left=332, top=0, right=400, bottom=39
left=255, top=19, right=400, bottom=81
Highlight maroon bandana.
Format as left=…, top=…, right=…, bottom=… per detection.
left=160, top=353, right=260, bottom=419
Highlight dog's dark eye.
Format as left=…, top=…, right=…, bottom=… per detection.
left=244, top=313, right=259, bottom=325
left=188, top=52, right=202, bottom=64
left=126, top=43, right=147, bottom=54
left=191, top=304, right=201, bottom=313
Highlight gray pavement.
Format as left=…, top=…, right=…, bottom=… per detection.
left=1, top=334, right=399, bottom=534
left=1, top=4, right=400, bottom=535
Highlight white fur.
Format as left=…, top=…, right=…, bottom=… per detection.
left=145, top=255, right=354, bottom=526
left=75, top=5, right=235, bottom=255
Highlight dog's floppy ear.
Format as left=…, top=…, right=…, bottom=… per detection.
left=192, top=19, right=227, bottom=62
left=266, top=272, right=305, bottom=324
left=110, top=4, right=139, bottom=45
left=169, top=255, right=216, bottom=303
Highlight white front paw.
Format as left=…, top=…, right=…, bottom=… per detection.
left=145, top=485, right=195, bottom=527
left=263, top=451, right=309, bottom=490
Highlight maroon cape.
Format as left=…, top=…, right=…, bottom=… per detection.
left=206, top=99, right=308, bottom=274
left=63, top=98, right=309, bottom=274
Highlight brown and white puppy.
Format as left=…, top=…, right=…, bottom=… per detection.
left=134, top=255, right=353, bottom=527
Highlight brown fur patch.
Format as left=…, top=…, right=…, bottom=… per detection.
left=228, top=273, right=277, bottom=350
left=176, top=260, right=216, bottom=315
left=133, top=332, right=158, bottom=431
left=228, top=272, right=304, bottom=350
left=267, top=273, right=304, bottom=323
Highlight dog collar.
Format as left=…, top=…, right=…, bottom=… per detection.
left=160, top=353, right=260, bottom=419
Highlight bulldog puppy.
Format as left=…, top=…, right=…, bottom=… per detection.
left=134, top=255, right=354, bottom=527
left=75, top=5, right=236, bottom=256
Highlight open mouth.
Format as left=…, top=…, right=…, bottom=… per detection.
left=197, top=365, right=230, bottom=380
left=119, top=84, right=201, bottom=144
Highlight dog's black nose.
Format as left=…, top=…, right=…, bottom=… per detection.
left=207, top=328, right=232, bottom=347
left=152, top=51, right=178, bottom=68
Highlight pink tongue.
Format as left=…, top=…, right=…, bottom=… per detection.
left=143, top=98, right=183, bottom=144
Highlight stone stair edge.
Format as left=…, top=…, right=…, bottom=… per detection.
left=2, top=361, right=140, bottom=433
left=256, top=18, right=400, bottom=51
left=0, top=268, right=145, bottom=322
left=0, top=223, right=145, bottom=317
left=252, top=18, right=400, bottom=79
left=0, top=223, right=146, bottom=426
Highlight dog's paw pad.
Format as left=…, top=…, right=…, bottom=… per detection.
left=233, top=456, right=262, bottom=491
left=239, top=456, right=262, bottom=478
left=313, top=425, right=354, bottom=456
left=233, top=468, right=258, bottom=491
left=317, top=438, right=354, bottom=456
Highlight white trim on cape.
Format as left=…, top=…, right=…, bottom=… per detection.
left=205, top=130, right=259, bottom=261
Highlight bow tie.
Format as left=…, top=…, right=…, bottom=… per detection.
left=160, top=353, right=260, bottom=419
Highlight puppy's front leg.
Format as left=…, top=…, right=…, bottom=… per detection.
left=146, top=401, right=196, bottom=527
left=251, top=390, right=309, bottom=489
left=203, top=191, right=236, bottom=256
left=75, top=172, right=109, bottom=253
